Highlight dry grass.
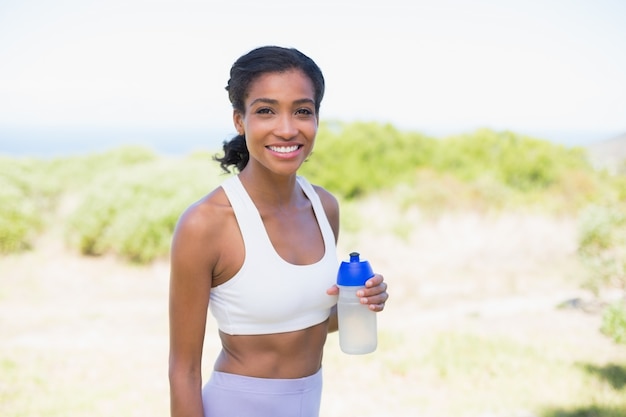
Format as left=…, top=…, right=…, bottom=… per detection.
left=1, top=206, right=625, bottom=417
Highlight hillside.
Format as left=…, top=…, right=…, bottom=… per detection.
left=587, top=132, right=626, bottom=172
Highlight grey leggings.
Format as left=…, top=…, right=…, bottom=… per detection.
left=202, top=368, right=323, bottom=417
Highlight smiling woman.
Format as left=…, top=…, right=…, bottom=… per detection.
left=231, top=70, right=318, bottom=175
left=167, top=46, right=390, bottom=417
left=214, top=47, right=325, bottom=173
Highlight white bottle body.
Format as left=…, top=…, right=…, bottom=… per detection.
left=337, top=284, right=378, bottom=354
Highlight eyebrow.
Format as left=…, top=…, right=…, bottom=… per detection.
left=249, top=98, right=316, bottom=107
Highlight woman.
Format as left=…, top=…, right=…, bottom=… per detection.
left=168, top=46, right=389, bottom=417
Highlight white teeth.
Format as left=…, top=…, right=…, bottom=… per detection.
left=268, top=145, right=299, bottom=153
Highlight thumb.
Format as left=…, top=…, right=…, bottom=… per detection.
left=326, top=284, right=339, bottom=296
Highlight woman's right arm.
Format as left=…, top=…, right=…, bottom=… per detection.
left=169, top=202, right=216, bottom=417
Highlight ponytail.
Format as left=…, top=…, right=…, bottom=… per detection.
left=214, top=134, right=249, bottom=173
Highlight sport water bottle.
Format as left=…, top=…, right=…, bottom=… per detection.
left=336, top=252, right=378, bottom=354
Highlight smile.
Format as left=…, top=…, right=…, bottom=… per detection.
left=267, top=145, right=301, bottom=153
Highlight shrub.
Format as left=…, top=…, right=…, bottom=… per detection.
left=46, top=145, right=158, bottom=191
left=601, top=301, right=626, bottom=345
left=0, top=157, right=53, bottom=252
left=577, top=203, right=626, bottom=294
left=0, top=146, right=160, bottom=254
left=65, top=156, right=222, bottom=263
left=300, top=121, right=436, bottom=198
left=301, top=123, right=597, bottom=214
left=0, top=181, right=42, bottom=252
left=433, top=129, right=592, bottom=192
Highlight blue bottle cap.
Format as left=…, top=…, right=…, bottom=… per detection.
left=337, top=252, right=374, bottom=286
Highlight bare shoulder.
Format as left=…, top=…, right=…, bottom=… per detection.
left=171, top=185, right=234, bottom=270
left=312, top=184, right=338, bottom=212
left=312, top=184, right=340, bottom=239
left=174, top=186, right=231, bottom=238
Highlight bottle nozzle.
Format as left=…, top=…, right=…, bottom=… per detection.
left=338, top=251, right=373, bottom=286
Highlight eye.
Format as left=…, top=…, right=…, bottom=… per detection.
left=295, top=108, right=314, bottom=116
left=256, top=107, right=274, bottom=114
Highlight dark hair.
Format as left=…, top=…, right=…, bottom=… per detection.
left=214, top=46, right=325, bottom=173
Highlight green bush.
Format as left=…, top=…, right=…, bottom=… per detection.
left=0, top=180, right=41, bottom=252
left=601, top=301, right=626, bottom=345
left=0, top=123, right=612, bottom=260
left=433, top=129, right=592, bottom=192
left=301, top=123, right=597, bottom=214
left=577, top=203, right=626, bottom=294
left=0, top=146, right=159, bottom=254
left=0, top=157, right=54, bottom=252
left=46, top=145, right=158, bottom=191
left=300, top=121, right=436, bottom=198
left=65, top=156, right=222, bottom=263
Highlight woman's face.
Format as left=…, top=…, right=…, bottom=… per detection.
left=234, top=69, right=318, bottom=177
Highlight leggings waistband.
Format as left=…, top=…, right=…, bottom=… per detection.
left=207, top=368, right=323, bottom=394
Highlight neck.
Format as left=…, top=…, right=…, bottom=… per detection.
left=238, top=169, right=301, bottom=208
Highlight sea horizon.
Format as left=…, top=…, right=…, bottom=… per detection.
left=0, top=125, right=622, bottom=158
left=0, top=126, right=235, bottom=158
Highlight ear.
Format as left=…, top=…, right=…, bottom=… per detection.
left=233, top=110, right=244, bottom=136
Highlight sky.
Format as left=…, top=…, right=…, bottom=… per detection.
left=1, top=0, right=625, bottom=154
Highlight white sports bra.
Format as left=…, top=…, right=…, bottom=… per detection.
left=209, top=175, right=339, bottom=335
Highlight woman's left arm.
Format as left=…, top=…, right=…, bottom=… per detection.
left=325, top=272, right=389, bottom=335
left=315, top=185, right=389, bottom=330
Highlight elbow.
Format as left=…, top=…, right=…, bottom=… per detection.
left=168, top=359, right=204, bottom=417
left=168, top=355, right=202, bottom=387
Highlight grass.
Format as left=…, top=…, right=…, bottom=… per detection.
left=1, top=187, right=626, bottom=417
left=320, top=322, right=626, bottom=417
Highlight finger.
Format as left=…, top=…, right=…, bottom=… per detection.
left=360, top=292, right=388, bottom=306
left=368, top=303, right=386, bottom=312
left=358, top=281, right=388, bottom=297
left=365, top=274, right=384, bottom=288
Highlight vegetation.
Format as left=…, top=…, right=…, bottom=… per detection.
left=602, top=302, right=626, bottom=345
left=0, top=123, right=619, bottom=259
left=0, top=122, right=622, bottom=279
left=64, top=153, right=223, bottom=263
left=577, top=181, right=626, bottom=344
left=300, top=121, right=437, bottom=198
left=302, top=123, right=599, bottom=213
left=578, top=202, right=626, bottom=295
left=375, top=331, right=626, bottom=415
left=1, top=122, right=626, bottom=415
left=0, top=156, right=56, bottom=252
left=0, top=146, right=160, bottom=255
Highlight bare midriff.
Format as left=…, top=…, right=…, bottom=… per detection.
left=214, top=320, right=329, bottom=379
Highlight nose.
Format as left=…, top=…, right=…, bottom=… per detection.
left=273, top=114, right=298, bottom=139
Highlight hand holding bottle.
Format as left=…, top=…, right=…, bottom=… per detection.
left=335, top=252, right=386, bottom=354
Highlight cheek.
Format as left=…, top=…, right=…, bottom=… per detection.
left=241, top=118, right=261, bottom=138
left=307, top=121, right=318, bottom=138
